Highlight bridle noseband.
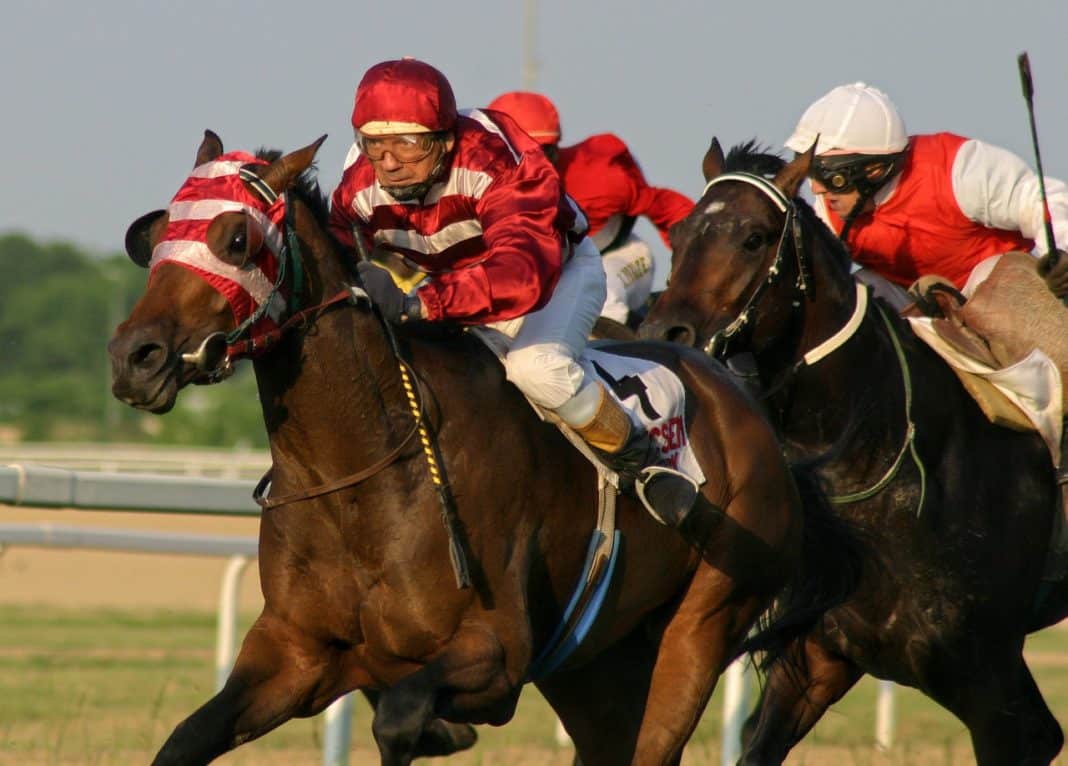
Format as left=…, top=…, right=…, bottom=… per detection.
left=701, top=172, right=811, bottom=358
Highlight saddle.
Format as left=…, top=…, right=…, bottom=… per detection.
left=905, top=252, right=1068, bottom=442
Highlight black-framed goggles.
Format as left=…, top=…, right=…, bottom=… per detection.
left=809, top=151, right=906, bottom=195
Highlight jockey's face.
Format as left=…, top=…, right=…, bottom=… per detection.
left=361, top=132, right=455, bottom=193
left=809, top=181, right=874, bottom=218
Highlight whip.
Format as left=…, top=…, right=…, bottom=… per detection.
left=1017, top=52, right=1059, bottom=268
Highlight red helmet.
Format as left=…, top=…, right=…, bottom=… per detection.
left=487, top=91, right=560, bottom=145
left=352, top=58, right=458, bottom=136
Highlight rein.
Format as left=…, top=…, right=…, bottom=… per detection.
left=253, top=418, right=420, bottom=510
left=701, top=172, right=927, bottom=513
left=214, top=171, right=472, bottom=588
left=827, top=302, right=926, bottom=513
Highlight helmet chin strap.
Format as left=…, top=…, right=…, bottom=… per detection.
left=383, top=151, right=450, bottom=202
left=839, top=191, right=872, bottom=242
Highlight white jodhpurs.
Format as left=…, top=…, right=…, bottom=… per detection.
left=601, top=234, right=655, bottom=324
left=499, top=237, right=606, bottom=409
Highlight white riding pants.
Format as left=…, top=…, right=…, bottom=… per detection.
left=601, top=234, right=655, bottom=324
left=496, top=237, right=606, bottom=409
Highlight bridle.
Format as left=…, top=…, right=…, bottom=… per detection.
left=180, top=167, right=348, bottom=382
left=701, top=172, right=811, bottom=359
left=698, top=172, right=925, bottom=511
left=179, top=167, right=472, bottom=587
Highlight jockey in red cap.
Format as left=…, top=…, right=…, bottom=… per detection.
left=330, top=59, right=699, bottom=520
left=487, top=91, right=694, bottom=326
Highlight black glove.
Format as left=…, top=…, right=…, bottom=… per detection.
left=1037, top=250, right=1068, bottom=298
left=357, top=260, right=417, bottom=323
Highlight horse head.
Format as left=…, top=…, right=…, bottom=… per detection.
left=108, top=130, right=327, bottom=412
left=641, top=139, right=850, bottom=366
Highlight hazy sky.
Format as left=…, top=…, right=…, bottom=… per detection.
left=4, top=0, right=1066, bottom=285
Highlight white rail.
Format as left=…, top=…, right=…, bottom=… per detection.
left=0, top=443, right=268, bottom=479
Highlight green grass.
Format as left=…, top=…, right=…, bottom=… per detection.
left=1, top=604, right=1066, bottom=764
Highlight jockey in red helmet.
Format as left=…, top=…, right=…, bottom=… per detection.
left=487, top=90, right=694, bottom=325
left=330, top=59, right=698, bottom=521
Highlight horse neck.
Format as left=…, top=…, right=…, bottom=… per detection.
left=756, top=234, right=904, bottom=457
left=251, top=207, right=410, bottom=489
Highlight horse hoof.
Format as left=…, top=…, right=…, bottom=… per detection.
left=413, top=719, right=478, bottom=757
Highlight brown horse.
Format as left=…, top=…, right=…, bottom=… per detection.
left=107, top=131, right=859, bottom=766
left=640, top=140, right=1068, bottom=765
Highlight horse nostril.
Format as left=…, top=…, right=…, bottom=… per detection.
left=665, top=325, right=696, bottom=348
left=130, top=342, right=165, bottom=370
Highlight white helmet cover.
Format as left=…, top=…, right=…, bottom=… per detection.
left=785, top=82, right=908, bottom=155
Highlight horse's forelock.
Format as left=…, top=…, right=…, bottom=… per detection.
left=723, top=139, right=786, bottom=177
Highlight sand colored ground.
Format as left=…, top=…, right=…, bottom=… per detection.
left=0, top=506, right=265, bottom=610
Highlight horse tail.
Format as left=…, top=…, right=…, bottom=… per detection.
left=737, top=459, right=866, bottom=671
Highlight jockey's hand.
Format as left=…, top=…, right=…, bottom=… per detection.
left=1037, top=250, right=1068, bottom=298
left=357, top=260, right=422, bottom=323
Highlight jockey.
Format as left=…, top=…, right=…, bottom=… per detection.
left=328, top=59, right=698, bottom=523
left=486, top=91, right=694, bottom=325
left=785, top=82, right=1068, bottom=297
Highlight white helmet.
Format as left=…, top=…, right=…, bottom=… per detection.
left=785, top=82, right=907, bottom=155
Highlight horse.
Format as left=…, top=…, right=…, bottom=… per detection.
left=107, top=131, right=860, bottom=766
left=639, top=139, right=1068, bottom=765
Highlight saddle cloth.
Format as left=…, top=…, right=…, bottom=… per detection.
left=906, top=252, right=1065, bottom=465
left=469, top=328, right=705, bottom=487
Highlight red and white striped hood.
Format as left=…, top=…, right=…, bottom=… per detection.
left=150, top=151, right=289, bottom=336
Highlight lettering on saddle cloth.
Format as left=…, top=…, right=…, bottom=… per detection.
left=585, top=349, right=704, bottom=482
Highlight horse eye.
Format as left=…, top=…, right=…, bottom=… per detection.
left=229, top=230, right=247, bottom=254
left=742, top=233, right=765, bottom=252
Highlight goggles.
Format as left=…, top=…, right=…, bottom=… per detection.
left=809, top=152, right=904, bottom=194
left=357, top=132, right=442, bottom=163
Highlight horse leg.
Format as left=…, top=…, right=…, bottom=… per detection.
left=151, top=610, right=346, bottom=766
left=361, top=689, right=477, bottom=757
left=537, top=626, right=670, bottom=765
left=923, top=651, right=1062, bottom=765
left=738, top=635, right=863, bottom=766
left=629, top=567, right=769, bottom=765
left=372, top=626, right=518, bottom=766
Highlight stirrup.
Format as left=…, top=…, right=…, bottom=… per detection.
left=635, top=466, right=700, bottom=526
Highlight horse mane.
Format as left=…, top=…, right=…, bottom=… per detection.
left=724, top=139, right=785, bottom=177
left=792, top=195, right=854, bottom=275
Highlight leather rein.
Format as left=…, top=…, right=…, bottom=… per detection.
left=186, top=170, right=422, bottom=513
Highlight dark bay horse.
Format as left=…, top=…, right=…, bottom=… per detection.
left=107, top=132, right=858, bottom=765
left=640, top=140, right=1068, bottom=765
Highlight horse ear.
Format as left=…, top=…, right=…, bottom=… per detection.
left=702, top=137, right=726, bottom=182
left=125, top=209, right=167, bottom=268
left=195, top=130, right=224, bottom=168
left=260, top=135, right=328, bottom=196
left=773, top=139, right=816, bottom=199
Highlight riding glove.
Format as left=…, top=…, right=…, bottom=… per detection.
left=1037, top=249, right=1068, bottom=298
left=357, top=261, right=422, bottom=323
